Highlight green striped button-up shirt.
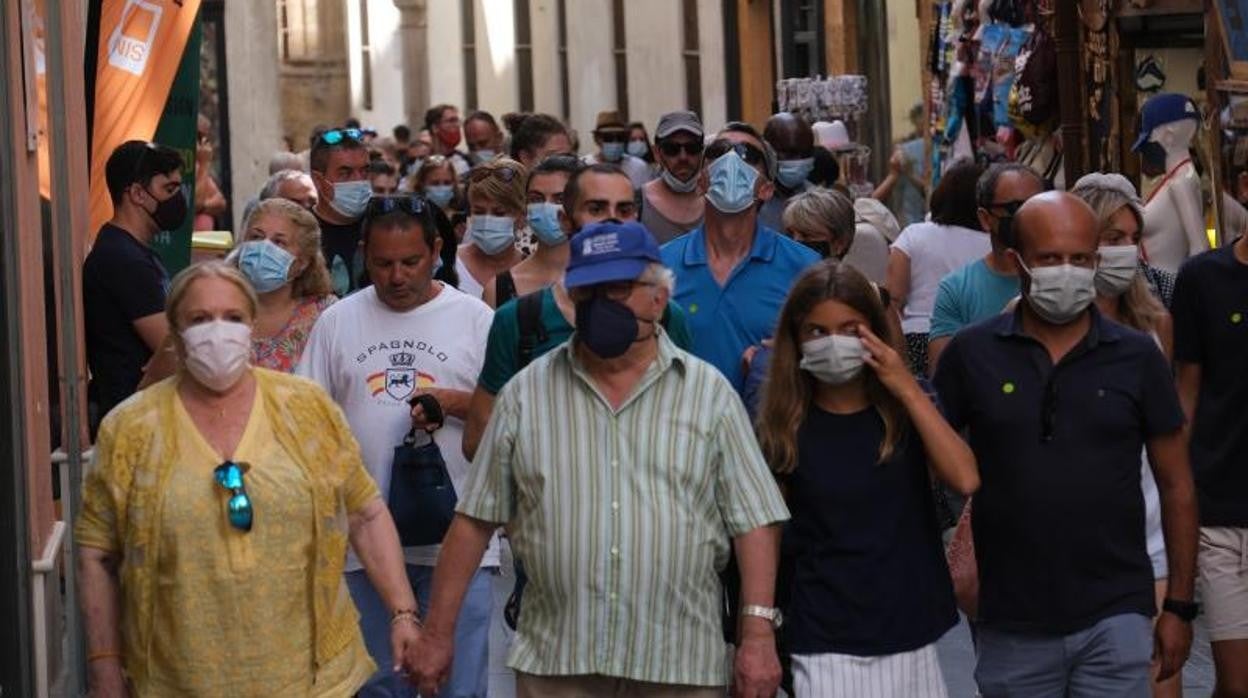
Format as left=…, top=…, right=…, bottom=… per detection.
left=458, top=331, right=789, bottom=686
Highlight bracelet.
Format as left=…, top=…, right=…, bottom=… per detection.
left=88, top=650, right=122, bottom=663
left=390, top=609, right=422, bottom=628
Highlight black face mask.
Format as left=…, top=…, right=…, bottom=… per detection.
left=995, top=214, right=1016, bottom=249
left=143, top=186, right=189, bottom=231
left=801, top=239, right=832, bottom=259
left=1138, top=141, right=1168, bottom=171
left=575, top=295, right=646, bottom=359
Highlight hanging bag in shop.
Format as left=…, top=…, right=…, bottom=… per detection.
left=388, top=394, right=457, bottom=547
left=1010, top=26, right=1058, bottom=128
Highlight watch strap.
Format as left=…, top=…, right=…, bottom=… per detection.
left=1161, top=598, right=1199, bottom=622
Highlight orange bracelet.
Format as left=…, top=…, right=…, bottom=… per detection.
left=88, top=650, right=122, bottom=663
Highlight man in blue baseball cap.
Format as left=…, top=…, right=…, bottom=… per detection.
left=410, top=219, right=790, bottom=698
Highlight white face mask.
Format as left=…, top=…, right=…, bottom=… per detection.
left=181, top=320, right=252, bottom=392
left=1020, top=261, right=1097, bottom=324
left=799, top=335, right=866, bottom=385
left=1094, top=244, right=1139, bottom=297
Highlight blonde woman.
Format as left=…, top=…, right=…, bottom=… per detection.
left=1071, top=172, right=1179, bottom=698
left=77, top=261, right=420, bottom=697
left=456, top=158, right=529, bottom=297
left=756, top=260, right=978, bottom=697
left=232, top=198, right=335, bottom=372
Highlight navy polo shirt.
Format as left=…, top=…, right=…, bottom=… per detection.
left=1172, top=246, right=1248, bottom=526
left=933, top=306, right=1184, bottom=634
left=661, top=224, right=819, bottom=391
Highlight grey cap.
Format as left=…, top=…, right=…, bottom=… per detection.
left=655, top=110, right=704, bottom=139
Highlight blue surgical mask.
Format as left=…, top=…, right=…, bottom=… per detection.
left=626, top=140, right=649, bottom=158
left=424, top=184, right=455, bottom=208
left=527, top=202, right=566, bottom=245
left=469, top=215, right=516, bottom=255
left=472, top=149, right=496, bottom=165
left=236, top=239, right=295, bottom=294
left=776, top=157, right=815, bottom=190
left=602, top=142, right=626, bottom=162
left=329, top=180, right=372, bottom=219
left=705, top=150, right=760, bottom=214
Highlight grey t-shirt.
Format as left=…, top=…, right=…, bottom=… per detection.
left=641, top=186, right=703, bottom=244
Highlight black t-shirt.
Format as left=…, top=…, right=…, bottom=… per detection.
left=316, top=213, right=365, bottom=296
left=82, top=224, right=169, bottom=421
left=1172, top=245, right=1248, bottom=526
left=933, top=307, right=1184, bottom=633
left=781, top=407, right=957, bottom=656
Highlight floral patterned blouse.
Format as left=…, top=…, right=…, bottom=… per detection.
left=252, top=295, right=335, bottom=372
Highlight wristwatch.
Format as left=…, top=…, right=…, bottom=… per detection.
left=1162, top=598, right=1199, bottom=622
left=741, top=605, right=784, bottom=630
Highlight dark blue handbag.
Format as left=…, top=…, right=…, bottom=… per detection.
left=387, top=397, right=457, bottom=547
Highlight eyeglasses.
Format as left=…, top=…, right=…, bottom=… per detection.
left=658, top=140, right=705, bottom=158
left=214, top=461, right=253, bottom=532
left=597, top=280, right=657, bottom=301
left=468, top=165, right=522, bottom=184
left=596, top=131, right=629, bottom=144
left=705, top=139, right=767, bottom=168
left=320, top=128, right=365, bottom=146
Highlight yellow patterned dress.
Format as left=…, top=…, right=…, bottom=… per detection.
left=78, top=369, right=380, bottom=697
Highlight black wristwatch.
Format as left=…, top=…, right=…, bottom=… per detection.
left=1162, top=598, right=1199, bottom=622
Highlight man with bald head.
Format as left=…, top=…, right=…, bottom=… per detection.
left=934, top=192, right=1198, bottom=697
left=759, top=112, right=816, bottom=231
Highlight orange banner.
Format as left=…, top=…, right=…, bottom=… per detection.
left=87, top=0, right=201, bottom=236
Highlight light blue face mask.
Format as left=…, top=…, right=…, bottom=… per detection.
left=527, top=202, right=566, bottom=245
left=424, top=184, right=455, bottom=208
left=602, top=141, right=626, bottom=162
left=469, top=215, right=516, bottom=255
left=776, top=157, right=815, bottom=190
left=237, top=239, right=295, bottom=294
left=626, top=140, right=649, bottom=158
left=472, top=149, right=496, bottom=165
left=705, top=150, right=760, bottom=214
left=329, top=179, right=372, bottom=219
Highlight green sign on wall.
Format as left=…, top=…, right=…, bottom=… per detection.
left=150, top=18, right=202, bottom=274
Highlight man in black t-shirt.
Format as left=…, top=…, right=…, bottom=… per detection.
left=309, top=127, right=372, bottom=296
left=83, top=141, right=186, bottom=433
left=1173, top=233, right=1248, bottom=694
left=934, top=192, right=1198, bottom=697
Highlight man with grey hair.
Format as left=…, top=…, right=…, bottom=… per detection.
left=410, top=220, right=789, bottom=698
left=926, top=162, right=1045, bottom=374
left=260, top=169, right=318, bottom=210
left=268, top=150, right=305, bottom=174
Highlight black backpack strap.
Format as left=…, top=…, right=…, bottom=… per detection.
left=515, top=291, right=548, bottom=370
left=494, top=270, right=518, bottom=308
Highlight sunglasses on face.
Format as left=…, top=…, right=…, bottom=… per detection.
left=596, top=131, right=629, bottom=144
left=705, top=139, right=766, bottom=168
left=984, top=199, right=1026, bottom=217
left=320, top=128, right=365, bottom=146
left=469, top=165, right=522, bottom=184
left=214, top=461, right=253, bottom=532
left=657, top=140, right=705, bottom=158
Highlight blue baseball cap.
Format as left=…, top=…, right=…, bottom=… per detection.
left=1133, top=92, right=1199, bottom=151
left=565, top=221, right=661, bottom=289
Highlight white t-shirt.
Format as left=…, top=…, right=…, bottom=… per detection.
left=891, top=221, right=991, bottom=334
left=297, top=283, right=498, bottom=569
left=454, top=256, right=485, bottom=300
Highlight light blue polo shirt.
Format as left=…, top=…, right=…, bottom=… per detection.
left=661, top=224, right=820, bottom=391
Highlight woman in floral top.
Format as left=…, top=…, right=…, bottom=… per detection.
left=231, top=198, right=335, bottom=371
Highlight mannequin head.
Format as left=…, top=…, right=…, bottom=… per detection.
left=1134, top=93, right=1200, bottom=177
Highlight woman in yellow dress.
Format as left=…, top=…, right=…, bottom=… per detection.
left=77, top=261, right=422, bottom=696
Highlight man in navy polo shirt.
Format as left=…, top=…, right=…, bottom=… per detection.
left=1173, top=229, right=1248, bottom=695
left=933, top=192, right=1198, bottom=697
left=661, top=122, right=820, bottom=391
